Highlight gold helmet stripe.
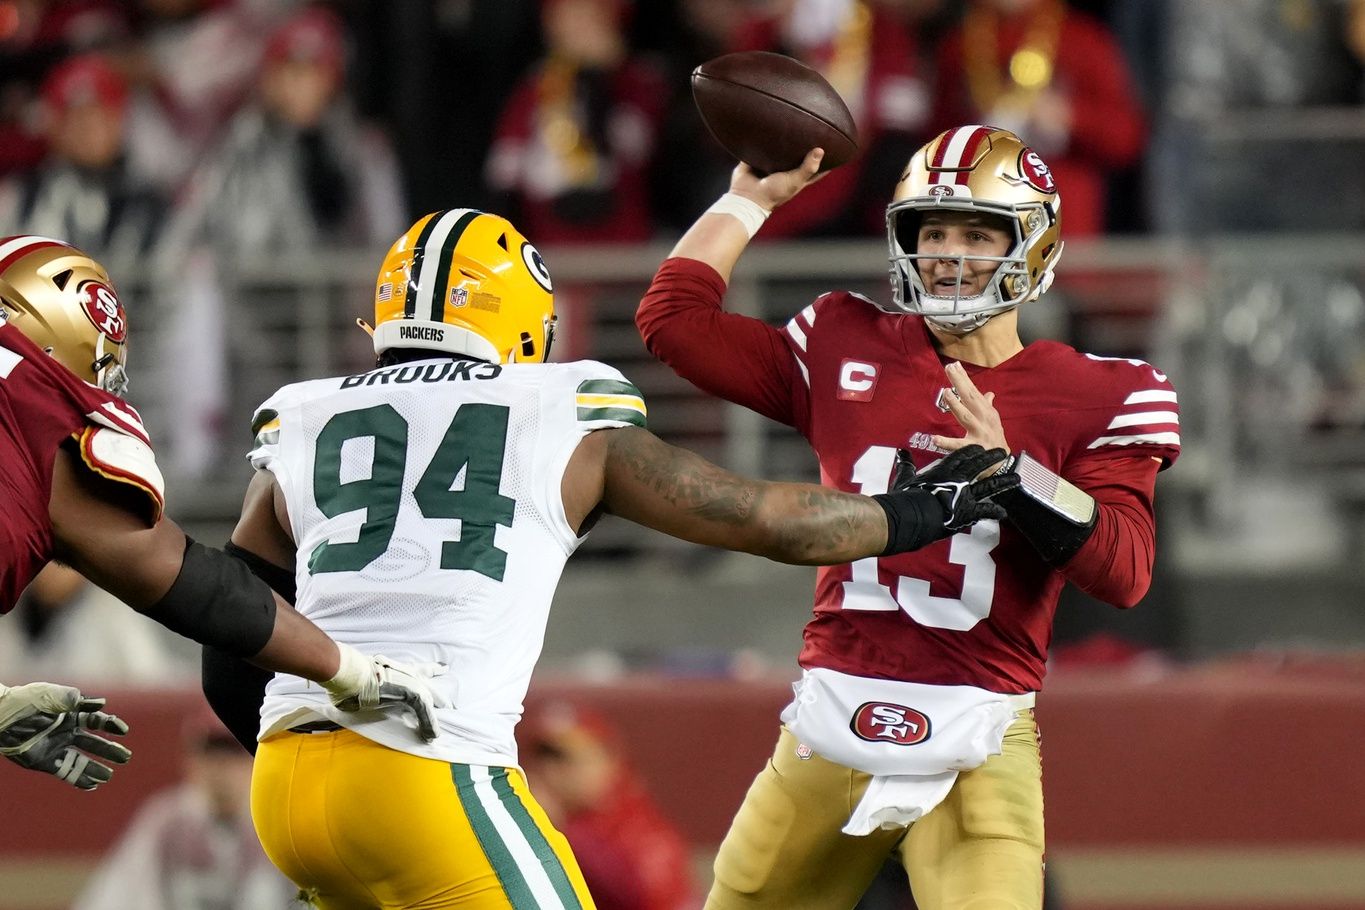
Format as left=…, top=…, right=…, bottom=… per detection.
left=413, top=208, right=483, bottom=324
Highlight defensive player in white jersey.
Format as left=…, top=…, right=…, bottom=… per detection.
left=215, top=208, right=1019, bottom=909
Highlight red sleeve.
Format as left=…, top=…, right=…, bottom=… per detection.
left=637, top=257, right=805, bottom=430
left=1059, top=454, right=1161, bottom=609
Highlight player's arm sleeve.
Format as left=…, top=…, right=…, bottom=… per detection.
left=1055, top=454, right=1162, bottom=609
left=637, top=256, right=803, bottom=428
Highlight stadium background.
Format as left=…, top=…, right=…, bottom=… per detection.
left=1, top=0, right=1363, bottom=908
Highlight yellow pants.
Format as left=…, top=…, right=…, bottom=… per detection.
left=252, top=729, right=596, bottom=909
left=708, top=714, right=1044, bottom=910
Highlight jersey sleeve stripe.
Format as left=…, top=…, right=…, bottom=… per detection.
left=1106, top=410, right=1179, bottom=430
left=575, top=378, right=641, bottom=399
left=577, top=405, right=646, bottom=427
left=801, top=304, right=817, bottom=326
left=794, top=355, right=810, bottom=387
left=1087, top=431, right=1181, bottom=449
left=784, top=317, right=809, bottom=351
left=575, top=393, right=646, bottom=413
left=1124, top=389, right=1178, bottom=405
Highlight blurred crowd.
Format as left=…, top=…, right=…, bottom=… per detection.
left=2, top=0, right=1363, bottom=258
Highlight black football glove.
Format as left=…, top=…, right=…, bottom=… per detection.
left=873, top=445, right=1019, bottom=554
left=0, top=683, right=131, bottom=791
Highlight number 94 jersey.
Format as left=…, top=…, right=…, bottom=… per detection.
left=247, top=356, right=647, bottom=767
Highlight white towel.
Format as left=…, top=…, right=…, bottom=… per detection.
left=843, top=771, right=959, bottom=836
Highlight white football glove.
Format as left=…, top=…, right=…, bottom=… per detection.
left=322, top=645, right=449, bottom=743
left=0, top=682, right=132, bottom=791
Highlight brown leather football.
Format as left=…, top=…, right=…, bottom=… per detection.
left=691, top=51, right=859, bottom=175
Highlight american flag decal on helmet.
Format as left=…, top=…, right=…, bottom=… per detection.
left=377, top=282, right=393, bottom=301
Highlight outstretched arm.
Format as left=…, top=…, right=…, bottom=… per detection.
left=563, top=427, right=1013, bottom=565
left=48, top=444, right=341, bottom=679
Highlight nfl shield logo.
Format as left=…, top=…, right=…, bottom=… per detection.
left=449, top=287, right=469, bottom=308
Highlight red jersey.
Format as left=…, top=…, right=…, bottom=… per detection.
left=0, top=322, right=158, bottom=610
left=638, top=258, right=1179, bottom=693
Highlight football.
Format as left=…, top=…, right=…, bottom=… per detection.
left=691, top=51, right=858, bottom=175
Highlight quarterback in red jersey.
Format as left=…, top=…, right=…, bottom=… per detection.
left=0, top=236, right=442, bottom=792
left=638, top=126, right=1179, bottom=909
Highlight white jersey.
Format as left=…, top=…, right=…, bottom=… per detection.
left=248, top=356, right=647, bottom=766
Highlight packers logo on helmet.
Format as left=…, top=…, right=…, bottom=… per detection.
left=884, top=125, right=1064, bottom=333
left=0, top=235, right=130, bottom=395
left=371, top=210, right=556, bottom=364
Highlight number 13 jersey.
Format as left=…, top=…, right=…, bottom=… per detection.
left=247, top=356, right=647, bottom=766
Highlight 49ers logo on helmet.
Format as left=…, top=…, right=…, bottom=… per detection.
left=850, top=702, right=931, bottom=745
left=78, top=280, right=126, bottom=342
left=1018, top=148, right=1055, bottom=193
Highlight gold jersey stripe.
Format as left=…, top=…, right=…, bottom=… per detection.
left=575, top=393, right=646, bottom=414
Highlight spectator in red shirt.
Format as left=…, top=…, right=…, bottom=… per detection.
left=521, top=701, right=698, bottom=910
left=485, top=0, right=667, bottom=243
left=929, top=0, right=1146, bottom=236
left=731, top=0, right=936, bottom=237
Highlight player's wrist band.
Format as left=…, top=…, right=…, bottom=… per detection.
left=995, top=452, right=1098, bottom=564
left=708, top=193, right=771, bottom=239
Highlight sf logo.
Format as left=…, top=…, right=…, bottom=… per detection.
left=850, top=701, right=931, bottom=745
left=1020, top=148, right=1055, bottom=192
left=80, top=281, right=127, bottom=342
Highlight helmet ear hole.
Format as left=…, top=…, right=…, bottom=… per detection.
left=519, top=332, right=535, bottom=359
left=51, top=269, right=73, bottom=290
left=893, top=211, right=921, bottom=254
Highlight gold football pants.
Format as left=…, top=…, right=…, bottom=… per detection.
left=707, top=713, right=1044, bottom=910
left=252, top=729, right=596, bottom=909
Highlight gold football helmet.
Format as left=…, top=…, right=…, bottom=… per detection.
left=371, top=209, right=556, bottom=364
left=885, top=125, right=1063, bottom=333
left=0, top=235, right=130, bottom=394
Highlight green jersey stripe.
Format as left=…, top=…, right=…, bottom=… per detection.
left=576, top=406, right=647, bottom=427
left=451, top=765, right=538, bottom=909
left=575, top=378, right=641, bottom=398
left=489, top=770, right=584, bottom=909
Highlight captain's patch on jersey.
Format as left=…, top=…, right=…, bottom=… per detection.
left=575, top=379, right=646, bottom=428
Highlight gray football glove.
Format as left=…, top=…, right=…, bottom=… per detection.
left=0, top=683, right=131, bottom=791
left=323, top=645, right=448, bottom=743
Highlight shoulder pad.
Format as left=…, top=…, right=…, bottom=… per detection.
left=77, top=426, right=165, bottom=523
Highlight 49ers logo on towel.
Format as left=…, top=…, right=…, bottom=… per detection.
left=850, top=702, right=931, bottom=745
left=78, top=280, right=126, bottom=342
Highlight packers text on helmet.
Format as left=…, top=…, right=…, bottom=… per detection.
left=371, top=210, right=556, bottom=364
left=0, top=235, right=130, bottom=395
left=885, top=125, right=1063, bottom=333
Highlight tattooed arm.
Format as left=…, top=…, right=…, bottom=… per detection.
left=562, top=426, right=888, bottom=565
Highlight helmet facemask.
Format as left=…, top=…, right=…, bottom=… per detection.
left=887, top=199, right=1054, bottom=334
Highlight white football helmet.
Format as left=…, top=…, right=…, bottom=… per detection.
left=885, top=125, right=1063, bottom=334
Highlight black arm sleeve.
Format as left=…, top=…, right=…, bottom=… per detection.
left=223, top=540, right=296, bottom=604
left=201, top=646, right=273, bottom=754
left=143, top=538, right=277, bottom=655
left=200, top=542, right=296, bottom=754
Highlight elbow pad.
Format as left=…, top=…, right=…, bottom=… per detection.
left=145, top=538, right=277, bottom=657
left=995, top=452, right=1098, bottom=565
